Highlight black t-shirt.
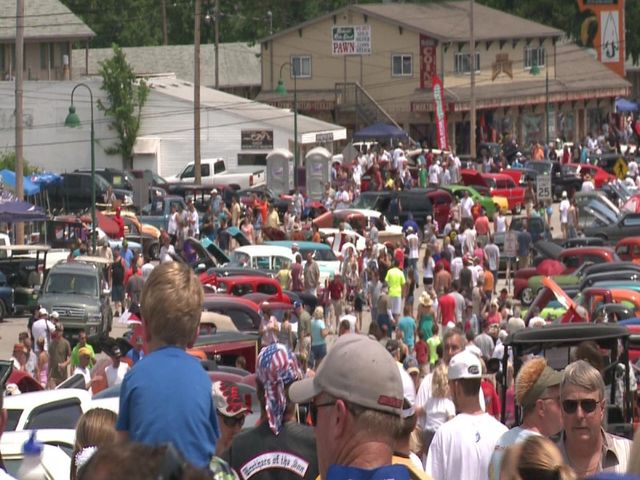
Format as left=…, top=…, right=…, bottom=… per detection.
left=223, top=421, right=318, bottom=480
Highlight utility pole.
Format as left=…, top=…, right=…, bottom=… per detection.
left=15, top=0, right=24, bottom=245
left=469, top=0, right=476, bottom=160
left=214, top=0, right=220, bottom=89
left=194, top=0, right=202, bottom=184
left=161, top=0, right=168, bottom=45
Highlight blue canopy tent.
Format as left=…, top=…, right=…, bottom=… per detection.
left=0, top=169, right=40, bottom=196
left=352, top=122, right=409, bottom=140
left=615, top=97, right=639, bottom=113
left=0, top=190, right=46, bottom=223
left=29, top=172, right=62, bottom=188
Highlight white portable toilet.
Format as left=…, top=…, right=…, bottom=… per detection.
left=266, top=149, right=294, bottom=195
left=305, top=146, right=332, bottom=200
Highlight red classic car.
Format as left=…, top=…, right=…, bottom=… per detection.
left=460, top=169, right=525, bottom=214
left=568, top=163, right=616, bottom=189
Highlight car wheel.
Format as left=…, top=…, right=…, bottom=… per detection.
left=148, top=242, right=160, bottom=260
left=520, top=287, right=535, bottom=306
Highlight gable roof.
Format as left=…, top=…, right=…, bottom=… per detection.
left=261, top=1, right=563, bottom=44
left=71, top=43, right=260, bottom=88
left=0, top=0, right=94, bottom=42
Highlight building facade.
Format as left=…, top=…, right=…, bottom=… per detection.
left=257, top=2, right=630, bottom=155
left=0, top=0, right=94, bottom=81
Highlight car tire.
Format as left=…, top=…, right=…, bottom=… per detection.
left=520, top=287, right=535, bottom=306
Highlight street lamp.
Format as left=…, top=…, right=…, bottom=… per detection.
left=65, top=83, right=96, bottom=254
left=530, top=51, right=549, bottom=148
left=275, top=62, right=298, bottom=189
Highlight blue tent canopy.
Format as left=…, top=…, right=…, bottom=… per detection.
left=352, top=122, right=409, bottom=140
left=0, top=169, right=40, bottom=196
left=615, top=97, right=638, bottom=113
left=0, top=190, right=46, bottom=223
left=29, top=172, right=62, bottom=188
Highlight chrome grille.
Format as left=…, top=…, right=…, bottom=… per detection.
left=51, top=306, right=85, bottom=318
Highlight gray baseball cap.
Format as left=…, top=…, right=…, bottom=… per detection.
left=288, top=334, right=403, bottom=416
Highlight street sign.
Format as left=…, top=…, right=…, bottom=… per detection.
left=613, top=157, right=628, bottom=179
left=504, top=231, right=518, bottom=258
left=536, top=174, right=552, bottom=201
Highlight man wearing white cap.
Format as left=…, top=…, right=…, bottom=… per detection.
left=31, top=308, right=56, bottom=353
left=426, top=350, right=507, bottom=480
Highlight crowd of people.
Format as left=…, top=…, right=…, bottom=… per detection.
left=5, top=129, right=640, bottom=480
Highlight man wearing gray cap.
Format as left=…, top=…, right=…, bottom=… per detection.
left=488, top=357, right=563, bottom=480
left=426, top=350, right=507, bottom=480
left=289, top=334, right=410, bottom=479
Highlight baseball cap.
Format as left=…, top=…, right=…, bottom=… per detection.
left=517, top=358, right=563, bottom=409
left=212, top=381, right=252, bottom=417
left=293, top=301, right=302, bottom=309
left=289, top=334, right=404, bottom=416
left=211, top=188, right=218, bottom=194
left=38, top=307, right=48, bottom=316
left=50, top=311, right=59, bottom=319
left=448, top=350, right=482, bottom=380
left=78, top=347, right=92, bottom=357
left=111, top=346, right=122, bottom=358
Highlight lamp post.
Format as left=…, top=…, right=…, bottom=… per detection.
left=275, top=63, right=298, bottom=189
left=530, top=51, right=550, bottom=147
left=65, top=83, right=96, bottom=254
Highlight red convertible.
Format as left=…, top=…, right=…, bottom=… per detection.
left=460, top=169, right=525, bottom=214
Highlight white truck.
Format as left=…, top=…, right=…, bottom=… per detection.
left=168, top=158, right=266, bottom=189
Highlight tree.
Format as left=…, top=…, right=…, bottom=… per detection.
left=0, top=151, right=37, bottom=175
left=97, top=45, right=150, bottom=170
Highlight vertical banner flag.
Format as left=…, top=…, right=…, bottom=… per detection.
left=432, top=73, right=448, bottom=150
left=576, top=0, right=625, bottom=77
left=420, top=34, right=437, bottom=89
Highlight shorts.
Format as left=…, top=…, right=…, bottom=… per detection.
left=390, top=296, right=402, bottom=316
left=112, top=285, right=124, bottom=302
left=377, top=314, right=393, bottom=337
left=311, top=344, right=327, bottom=366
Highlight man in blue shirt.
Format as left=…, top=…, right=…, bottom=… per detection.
left=517, top=220, right=533, bottom=269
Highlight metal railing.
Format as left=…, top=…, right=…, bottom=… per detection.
left=335, top=82, right=401, bottom=131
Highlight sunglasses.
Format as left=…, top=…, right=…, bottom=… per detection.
left=222, top=415, right=245, bottom=428
left=562, top=399, right=601, bottom=415
left=309, top=400, right=336, bottom=426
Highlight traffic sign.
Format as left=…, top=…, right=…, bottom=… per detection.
left=613, top=157, right=628, bottom=179
left=536, top=174, right=552, bottom=201
left=504, top=231, right=518, bottom=258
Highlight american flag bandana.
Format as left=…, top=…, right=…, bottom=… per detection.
left=257, top=343, right=302, bottom=435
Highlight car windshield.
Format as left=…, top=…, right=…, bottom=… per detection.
left=300, top=248, right=337, bottom=262
left=562, top=165, right=579, bottom=176
left=94, top=175, right=111, bottom=190
left=352, top=195, right=378, bottom=209
left=44, top=273, right=98, bottom=296
left=525, top=162, right=552, bottom=175
left=231, top=252, right=251, bottom=267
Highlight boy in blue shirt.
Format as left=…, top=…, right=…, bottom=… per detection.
left=116, top=261, right=219, bottom=468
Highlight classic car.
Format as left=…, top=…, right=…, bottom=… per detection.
left=460, top=169, right=525, bottom=214
left=442, top=184, right=508, bottom=217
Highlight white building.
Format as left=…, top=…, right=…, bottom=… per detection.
left=0, top=77, right=346, bottom=177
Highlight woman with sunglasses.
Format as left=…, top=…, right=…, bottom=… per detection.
left=557, top=360, right=632, bottom=477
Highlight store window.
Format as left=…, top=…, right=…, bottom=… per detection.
left=524, top=46, right=545, bottom=69
left=291, top=55, right=311, bottom=78
left=391, top=54, right=412, bottom=76
left=454, top=52, right=480, bottom=74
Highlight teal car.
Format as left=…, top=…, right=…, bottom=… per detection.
left=443, top=185, right=508, bottom=218
left=264, top=241, right=340, bottom=284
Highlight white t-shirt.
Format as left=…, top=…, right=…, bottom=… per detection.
left=424, top=396, right=456, bottom=432
left=429, top=164, right=442, bottom=184
left=488, top=427, right=539, bottom=480
left=581, top=181, right=595, bottom=193
left=31, top=319, right=56, bottom=352
left=494, top=215, right=506, bottom=234
left=167, top=212, right=178, bottom=236
left=426, top=413, right=508, bottom=480
left=159, top=244, right=175, bottom=264
left=73, top=366, right=92, bottom=391
left=559, top=199, right=570, bottom=223
left=397, top=363, right=416, bottom=406
left=339, top=314, right=357, bottom=334
left=461, top=197, right=474, bottom=218
left=105, top=361, right=130, bottom=387
left=407, top=233, right=420, bottom=259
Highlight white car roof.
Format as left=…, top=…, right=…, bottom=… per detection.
left=341, top=208, right=382, bottom=218
left=4, top=388, right=91, bottom=411
left=233, top=245, right=294, bottom=257
left=1, top=429, right=76, bottom=449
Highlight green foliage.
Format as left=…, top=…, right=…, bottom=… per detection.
left=0, top=152, right=38, bottom=175
left=61, top=0, right=640, bottom=66
left=97, top=45, right=150, bottom=170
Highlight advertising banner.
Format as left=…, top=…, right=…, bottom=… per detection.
left=432, top=74, right=448, bottom=150
left=419, top=34, right=437, bottom=89
left=331, top=25, right=371, bottom=55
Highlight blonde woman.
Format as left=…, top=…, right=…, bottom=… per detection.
left=71, top=408, right=117, bottom=479
left=503, top=435, right=576, bottom=480
left=422, top=363, right=455, bottom=454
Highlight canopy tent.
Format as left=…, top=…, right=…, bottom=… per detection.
left=352, top=122, right=409, bottom=140
left=29, top=172, right=62, bottom=188
left=0, top=190, right=46, bottom=223
left=615, top=97, right=639, bottom=113
left=0, top=169, right=40, bottom=196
